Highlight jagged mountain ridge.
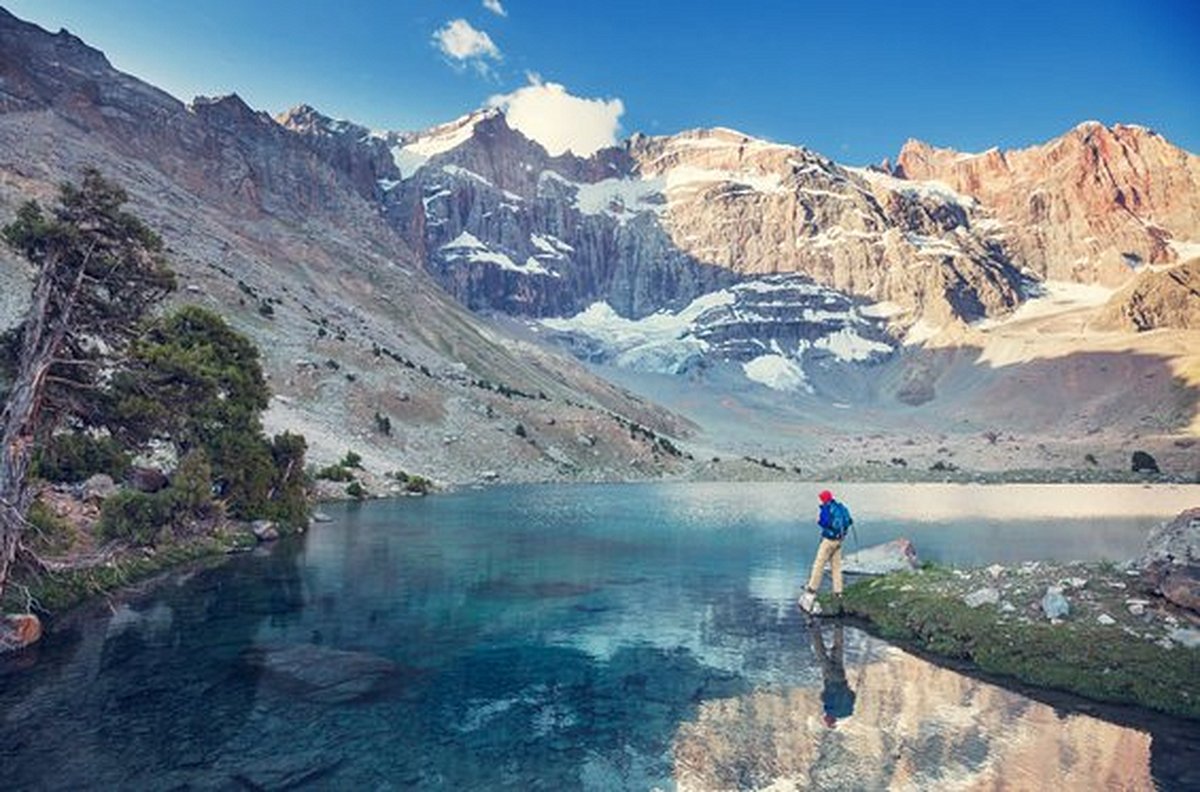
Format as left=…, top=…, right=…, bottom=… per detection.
left=0, top=7, right=697, bottom=485
left=897, top=122, right=1200, bottom=285
left=326, top=110, right=1029, bottom=328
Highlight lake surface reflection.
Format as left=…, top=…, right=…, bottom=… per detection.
left=1, top=483, right=1197, bottom=790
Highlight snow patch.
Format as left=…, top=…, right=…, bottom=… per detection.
left=390, top=112, right=491, bottom=178
left=743, top=354, right=812, bottom=393
left=440, top=231, right=553, bottom=276
left=813, top=327, right=894, bottom=361
left=974, top=280, right=1114, bottom=330
left=1169, top=239, right=1200, bottom=262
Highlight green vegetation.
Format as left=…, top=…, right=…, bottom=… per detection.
left=0, top=170, right=309, bottom=611
left=32, top=434, right=131, bottom=483
left=835, top=568, right=1200, bottom=719
left=345, top=481, right=366, bottom=499
left=390, top=470, right=432, bottom=495
left=316, top=464, right=355, bottom=482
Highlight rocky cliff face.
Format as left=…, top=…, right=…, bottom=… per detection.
left=1092, top=257, right=1200, bottom=332
left=896, top=122, right=1200, bottom=286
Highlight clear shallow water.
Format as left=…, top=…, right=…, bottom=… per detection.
left=1, top=483, right=1198, bottom=790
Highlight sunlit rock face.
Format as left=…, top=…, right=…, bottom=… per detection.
left=672, top=639, right=1152, bottom=791
left=897, top=123, right=1200, bottom=287
left=360, top=115, right=1025, bottom=327
left=1092, top=257, right=1200, bottom=332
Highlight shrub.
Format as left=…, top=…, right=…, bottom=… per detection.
left=167, top=449, right=216, bottom=520
left=33, top=433, right=131, bottom=483
left=404, top=475, right=431, bottom=495
left=346, top=481, right=366, bottom=499
left=316, top=464, right=354, bottom=482
left=342, top=450, right=363, bottom=469
left=514, top=423, right=527, bottom=438
left=99, top=490, right=174, bottom=546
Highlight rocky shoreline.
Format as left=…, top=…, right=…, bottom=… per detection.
left=830, top=510, right=1200, bottom=719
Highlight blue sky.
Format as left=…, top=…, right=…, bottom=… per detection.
left=6, top=0, right=1198, bottom=163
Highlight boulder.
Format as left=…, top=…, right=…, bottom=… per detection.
left=963, top=587, right=1000, bottom=608
left=81, top=474, right=118, bottom=501
left=251, top=520, right=280, bottom=542
left=128, top=466, right=169, bottom=493
left=1137, top=507, right=1200, bottom=614
left=0, top=613, right=43, bottom=653
left=842, top=538, right=919, bottom=575
left=1042, top=587, right=1070, bottom=620
left=246, top=643, right=399, bottom=704
left=1130, top=451, right=1160, bottom=474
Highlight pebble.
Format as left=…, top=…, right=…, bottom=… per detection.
left=1097, top=614, right=1116, bottom=625
left=986, top=564, right=1005, bottom=579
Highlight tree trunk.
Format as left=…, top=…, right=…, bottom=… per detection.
left=0, top=252, right=84, bottom=605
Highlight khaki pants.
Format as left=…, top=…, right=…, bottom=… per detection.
left=806, top=538, right=844, bottom=594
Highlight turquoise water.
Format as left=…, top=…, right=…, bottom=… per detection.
left=1, top=483, right=1198, bottom=790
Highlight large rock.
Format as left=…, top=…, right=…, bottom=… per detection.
left=1042, top=587, right=1070, bottom=620
left=842, top=538, right=920, bottom=575
left=128, top=466, right=169, bottom=493
left=0, top=613, right=43, bottom=653
left=1138, top=508, right=1200, bottom=614
left=81, top=473, right=118, bottom=501
left=246, top=643, right=399, bottom=704
left=251, top=519, right=280, bottom=542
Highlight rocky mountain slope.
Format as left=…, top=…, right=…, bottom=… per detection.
left=897, top=122, right=1200, bottom=285
left=0, top=8, right=695, bottom=487
left=1092, top=257, right=1200, bottom=332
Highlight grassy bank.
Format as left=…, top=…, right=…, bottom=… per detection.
left=830, top=564, right=1200, bottom=719
left=1, top=529, right=257, bottom=618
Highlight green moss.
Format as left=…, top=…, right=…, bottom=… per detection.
left=834, top=570, right=1200, bottom=719
left=2, top=537, right=238, bottom=615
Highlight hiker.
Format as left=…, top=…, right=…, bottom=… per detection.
left=811, top=622, right=855, bottom=727
left=798, top=489, right=853, bottom=615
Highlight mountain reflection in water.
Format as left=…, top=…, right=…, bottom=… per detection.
left=674, top=623, right=1153, bottom=791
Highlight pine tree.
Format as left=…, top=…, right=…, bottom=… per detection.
left=0, top=170, right=175, bottom=601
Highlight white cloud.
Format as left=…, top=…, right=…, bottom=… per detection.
left=433, top=19, right=501, bottom=73
left=482, top=0, right=507, bottom=17
left=487, top=75, right=625, bottom=157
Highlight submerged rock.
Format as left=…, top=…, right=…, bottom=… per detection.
left=246, top=643, right=400, bottom=703
left=842, top=538, right=919, bottom=575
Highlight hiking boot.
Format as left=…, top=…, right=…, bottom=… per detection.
left=798, top=590, right=821, bottom=615
left=831, top=594, right=845, bottom=616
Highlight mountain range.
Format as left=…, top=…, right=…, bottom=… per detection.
left=1, top=7, right=1197, bottom=485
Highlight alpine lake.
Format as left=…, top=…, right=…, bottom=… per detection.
left=2, top=482, right=1198, bottom=790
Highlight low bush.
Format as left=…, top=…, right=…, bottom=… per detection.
left=98, top=490, right=175, bottom=546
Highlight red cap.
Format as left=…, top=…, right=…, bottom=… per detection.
left=819, top=490, right=833, bottom=503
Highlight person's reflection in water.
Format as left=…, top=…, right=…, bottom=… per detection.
left=811, top=623, right=855, bottom=728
